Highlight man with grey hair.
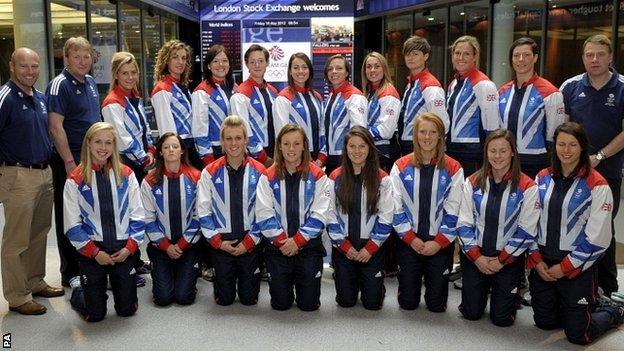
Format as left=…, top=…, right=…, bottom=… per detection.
left=0, top=48, right=63, bottom=315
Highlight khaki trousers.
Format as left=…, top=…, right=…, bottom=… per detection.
left=0, top=165, right=54, bottom=307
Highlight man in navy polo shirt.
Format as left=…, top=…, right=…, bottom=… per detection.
left=46, top=36, right=100, bottom=286
left=0, top=48, right=64, bottom=315
left=560, top=34, right=624, bottom=299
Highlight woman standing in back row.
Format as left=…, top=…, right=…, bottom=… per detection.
left=446, top=35, right=499, bottom=176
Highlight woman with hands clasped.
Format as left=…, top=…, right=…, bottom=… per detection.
left=527, top=122, right=623, bottom=344
left=327, top=126, right=393, bottom=310
left=457, top=129, right=539, bottom=326
left=255, top=124, right=331, bottom=311
left=390, top=113, right=464, bottom=312
left=64, top=122, right=144, bottom=322
left=197, top=116, right=266, bottom=306
left=141, top=132, right=202, bottom=306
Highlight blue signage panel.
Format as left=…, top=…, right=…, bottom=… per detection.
left=200, top=0, right=354, bottom=20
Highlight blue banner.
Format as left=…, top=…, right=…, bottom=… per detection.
left=200, top=0, right=354, bottom=20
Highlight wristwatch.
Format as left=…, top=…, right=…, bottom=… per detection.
left=596, top=150, right=606, bottom=161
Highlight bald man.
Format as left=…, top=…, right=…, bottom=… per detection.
left=0, top=48, right=63, bottom=315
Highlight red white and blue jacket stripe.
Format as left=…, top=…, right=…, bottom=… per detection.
left=447, top=68, right=500, bottom=144
left=151, top=74, right=192, bottom=139
left=273, top=86, right=327, bottom=164
left=367, top=83, right=400, bottom=146
left=498, top=74, right=566, bottom=155
left=191, top=79, right=236, bottom=160
left=390, top=154, right=464, bottom=247
left=230, top=78, right=278, bottom=163
left=255, top=162, right=331, bottom=248
left=324, top=82, right=368, bottom=156
left=527, top=168, right=613, bottom=278
left=63, top=164, right=144, bottom=258
left=140, top=164, right=201, bottom=251
left=197, top=156, right=266, bottom=250
left=400, top=69, right=449, bottom=142
left=457, top=172, right=540, bottom=264
left=327, top=168, right=394, bottom=255
left=102, top=86, right=155, bottom=166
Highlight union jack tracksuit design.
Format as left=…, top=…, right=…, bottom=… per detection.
left=273, top=86, right=327, bottom=164
left=64, top=164, right=144, bottom=257
left=151, top=74, right=193, bottom=139
left=102, top=86, right=155, bottom=166
left=498, top=74, right=566, bottom=156
left=230, top=78, right=278, bottom=163
left=140, top=164, right=201, bottom=250
left=197, top=156, right=266, bottom=250
left=191, top=79, right=236, bottom=162
left=324, top=82, right=368, bottom=156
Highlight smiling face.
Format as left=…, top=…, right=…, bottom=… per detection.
left=452, top=42, right=477, bottom=74
left=246, top=50, right=268, bottom=81
left=327, top=58, right=348, bottom=87
left=416, top=119, right=440, bottom=154
left=364, top=56, right=384, bottom=85
left=290, top=57, right=310, bottom=88
left=10, top=49, right=40, bottom=91
left=89, top=130, right=115, bottom=165
left=209, top=51, right=230, bottom=81
left=280, top=131, right=305, bottom=168
left=66, top=47, right=92, bottom=78
left=346, top=135, right=369, bottom=169
left=487, top=137, right=513, bottom=175
left=167, top=48, right=188, bottom=79
left=511, top=44, right=538, bottom=77
left=222, top=125, right=247, bottom=161
left=115, top=62, right=139, bottom=91
left=556, top=132, right=581, bottom=171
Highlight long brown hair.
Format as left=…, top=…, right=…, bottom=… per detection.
left=474, top=129, right=521, bottom=191
left=150, top=132, right=191, bottom=184
left=412, top=112, right=446, bottom=168
left=336, top=126, right=381, bottom=216
left=80, top=122, right=122, bottom=186
left=273, top=124, right=311, bottom=180
left=203, top=44, right=234, bottom=92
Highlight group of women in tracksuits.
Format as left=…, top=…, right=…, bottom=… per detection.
left=61, top=35, right=622, bottom=345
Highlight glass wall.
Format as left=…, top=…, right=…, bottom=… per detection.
left=50, top=0, right=88, bottom=76
left=90, top=0, right=118, bottom=96
left=163, top=16, right=178, bottom=42
left=142, top=11, right=161, bottom=104
left=545, top=0, right=613, bottom=87
left=491, top=0, right=544, bottom=86
left=385, top=13, right=412, bottom=92
left=414, top=7, right=447, bottom=84
left=449, top=1, right=490, bottom=75
left=0, top=0, right=14, bottom=84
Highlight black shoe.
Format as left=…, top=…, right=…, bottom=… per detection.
left=453, top=278, right=462, bottom=290
left=448, top=265, right=462, bottom=282
left=136, top=275, right=146, bottom=287
left=136, top=261, right=152, bottom=275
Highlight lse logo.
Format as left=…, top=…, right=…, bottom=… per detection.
left=434, top=100, right=444, bottom=107
left=486, top=94, right=496, bottom=102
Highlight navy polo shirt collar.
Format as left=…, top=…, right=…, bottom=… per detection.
left=7, top=80, right=34, bottom=99
left=62, top=67, right=88, bottom=86
left=581, top=68, right=619, bottom=90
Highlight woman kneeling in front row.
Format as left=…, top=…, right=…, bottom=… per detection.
left=327, top=126, right=393, bottom=310
left=457, top=129, right=539, bottom=326
left=141, top=132, right=202, bottom=306
left=528, top=122, right=623, bottom=344
left=64, top=122, right=144, bottom=322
